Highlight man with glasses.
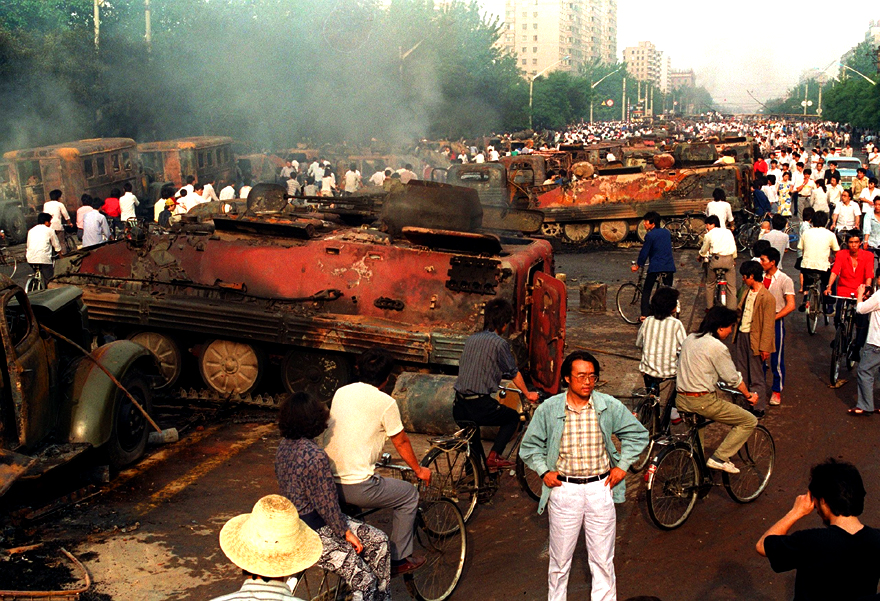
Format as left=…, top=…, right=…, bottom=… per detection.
left=521, top=350, right=648, bottom=601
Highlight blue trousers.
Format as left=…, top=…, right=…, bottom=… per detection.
left=769, top=319, right=785, bottom=393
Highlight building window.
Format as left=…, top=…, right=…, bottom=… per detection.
left=522, top=23, right=527, bottom=30
left=522, top=47, right=527, bottom=53
left=522, top=59, right=528, bottom=65
left=532, top=58, right=538, bottom=65
left=533, top=47, right=538, bottom=52
left=533, top=23, right=538, bottom=29
left=533, top=11, right=538, bottom=16
left=533, top=35, right=538, bottom=41
left=522, top=11, right=527, bottom=16
left=521, top=35, right=527, bottom=41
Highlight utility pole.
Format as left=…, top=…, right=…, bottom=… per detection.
left=803, top=82, right=808, bottom=116
left=817, top=84, right=822, bottom=117
left=145, top=0, right=152, bottom=53
left=621, top=77, right=626, bottom=121
left=93, top=0, right=101, bottom=50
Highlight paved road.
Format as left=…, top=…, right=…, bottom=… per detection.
left=5, top=244, right=880, bottom=600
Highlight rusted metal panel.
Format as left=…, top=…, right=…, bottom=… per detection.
left=0, top=450, right=36, bottom=497
left=529, top=272, right=566, bottom=393
left=137, top=137, right=236, bottom=188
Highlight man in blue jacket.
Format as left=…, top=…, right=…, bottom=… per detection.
left=521, top=351, right=648, bottom=601
left=632, top=211, right=675, bottom=319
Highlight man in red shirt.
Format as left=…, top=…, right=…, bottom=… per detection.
left=102, top=187, right=122, bottom=238
left=826, top=230, right=875, bottom=359
left=753, top=155, right=769, bottom=177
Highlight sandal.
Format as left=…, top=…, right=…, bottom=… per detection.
left=847, top=408, right=873, bottom=416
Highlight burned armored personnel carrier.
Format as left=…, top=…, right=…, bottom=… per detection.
left=51, top=182, right=566, bottom=411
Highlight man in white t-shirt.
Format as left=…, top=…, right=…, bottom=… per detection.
left=343, top=164, right=361, bottom=196
left=218, top=181, right=236, bottom=201
left=323, top=348, right=431, bottom=576
left=43, top=189, right=72, bottom=247
left=832, top=189, right=862, bottom=233
left=119, top=182, right=140, bottom=222
left=705, top=187, right=734, bottom=229
left=859, top=178, right=880, bottom=215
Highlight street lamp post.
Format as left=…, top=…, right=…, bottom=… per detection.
left=589, top=66, right=623, bottom=124
left=529, top=55, right=570, bottom=130
left=839, top=63, right=877, bottom=85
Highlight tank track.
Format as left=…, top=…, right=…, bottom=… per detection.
left=163, top=387, right=286, bottom=409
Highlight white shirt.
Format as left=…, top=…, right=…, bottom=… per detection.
left=827, top=184, right=843, bottom=207
left=119, top=191, right=139, bottom=221
left=762, top=183, right=778, bottom=207
left=322, top=382, right=405, bottom=485
left=760, top=229, right=789, bottom=260
left=699, top=226, right=737, bottom=257
left=26, top=224, right=61, bottom=264
left=834, top=201, right=861, bottom=231
left=177, top=184, right=194, bottom=197
left=369, top=171, right=386, bottom=186
left=219, top=185, right=236, bottom=201
left=857, top=289, right=880, bottom=347
left=344, top=170, right=360, bottom=193
left=798, top=227, right=839, bottom=271
left=705, top=200, right=733, bottom=225
left=202, top=183, right=219, bottom=202
left=239, top=185, right=252, bottom=199
left=488, top=149, right=500, bottom=161
left=43, top=200, right=70, bottom=231
left=810, top=187, right=829, bottom=212
left=859, top=187, right=880, bottom=215
left=82, top=210, right=110, bottom=247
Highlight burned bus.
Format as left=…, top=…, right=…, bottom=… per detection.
left=0, top=138, right=142, bottom=243
left=138, top=136, right=237, bottom=204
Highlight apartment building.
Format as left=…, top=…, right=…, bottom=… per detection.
left=622, top=40, right=670, bottom=92
left=501, top=0, right=617, bottom=78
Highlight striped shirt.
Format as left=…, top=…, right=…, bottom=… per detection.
left=210, top=578, right=305, bottom=600
left=636, top=316, right=686, bottom=379
left=556, top=398, right=610, bottom=477
left=454, top=330, right=519, bottom=395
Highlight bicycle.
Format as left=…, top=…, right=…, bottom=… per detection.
left=735, top=209, right=763, bottom=253
left=419, top=385, right=543, bottom=524
left=628, top=377, right=677, bottom=473
left=293, top=455, right=467, bottom=601
left=701, top=256, right=730, bottom=308
left=665, top=212, right=706, bottom=250
left=645, top=383, right=775, bottom=530
left=803, top=272, right=829, bottom=335
left=0, top=230, right=17, bottom=279
left=828, top=294, right=859, bottom=386
left=25, top=263, right=50, bottom=293
left=616, top=262, right=672, bottom=325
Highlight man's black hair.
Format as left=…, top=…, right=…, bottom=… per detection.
left=760, top=246, right=781, bottom=266
left=705, top=215, right=720, bottom=228
left=643, top=211, right=661, bottom=226
left=649, top=286, right=678, bottom=320
left=813, top=211, right=828, bottom=228
left=696, top=306, right=737, bottom=339
left=186, top=175, right=196, bottom=184
left=752, top=239, right=771, bottom=257
left=560, top=350, right=600, bottom=383
left=771, top=213, right=787, bottom=231
left=740, top=260, right=764, bottom=280
left=355, top=347, right=395, bottom=387
left=847, top=229, right=863, bottom=242
left=802, top=207, right=815, bottom=222
left=110, top=187, right=121, bottom=198
left=870, top=178, right=878, bottom=186
left=49, top=189, right=62, bottom=201
left=712, top=188, right=726, bottom=201
left=483, top=298, right=514, bottom=333
left=123, top=182, right=133, bottom=192
left=808, top=458, right=866, bottom=517
left=161, top=186, right=174, bottom=199
left=36, top=212, right=52, bottom=225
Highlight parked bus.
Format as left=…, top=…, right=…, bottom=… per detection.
left=138, top=137, right=237, bottom=205
left=1, top=138, right=142, bottom=242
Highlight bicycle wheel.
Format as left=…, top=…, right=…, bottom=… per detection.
left=666, top=221, right=686, bottom=250
left=807, top=289, right=820, bottom=335
left=0, top=249, right=16, bottom=279
left=628, top=396, right=658, bottom=473
left=723, top=425, right=775, bottom=503
left=514, top=455, right=542, bottom=501
left=616, top=282, right=642, bottom=324
left=24, top=273, right=44, bottom=293
left=292, top=566, right=350, bottom=601
left=420, top=447, right=480, bottom=524
left=405, top=498, right=467, bottom=601
left=646, top=446, right=699, bottom=530
left=830, top=327, right=844, bottom=385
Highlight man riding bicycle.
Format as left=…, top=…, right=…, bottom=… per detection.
left=454, top=298, right=539, bottom=470
left=676, top=307, right=759, bottom=475
left=25, top=212, right=62, bottom=283
left=826, top=230, right=875, bottom=360
left=632, top=210, right=675, bottom=320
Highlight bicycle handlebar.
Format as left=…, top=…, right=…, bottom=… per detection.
left=825, top=294, right=858, bottom=301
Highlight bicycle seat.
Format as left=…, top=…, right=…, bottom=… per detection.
left=677, top=411, right=707, bottom=427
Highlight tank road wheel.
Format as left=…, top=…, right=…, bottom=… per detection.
left=127, top=331, right=182, bottom=390
left=540, top=222, right=563, bottom=239
left=562, top=223, right=593, bottom=243
left=282, top=350, right=352, bottom=402
left=636, top=218, right=665, bottom=243
left=599, top=220, right=629, bottom=243
left=199, top=339, right=264, bottom=395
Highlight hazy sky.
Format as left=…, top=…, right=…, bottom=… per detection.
left=481, top=0, right=878, bottom=111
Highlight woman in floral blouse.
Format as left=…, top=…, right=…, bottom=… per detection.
left=275, top=392, right=391, bottom=601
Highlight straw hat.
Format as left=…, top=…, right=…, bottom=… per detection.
left=219, top=495, right=322, bottom=577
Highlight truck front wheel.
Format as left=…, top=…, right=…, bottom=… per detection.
left=3, top=207, right=27, bottom=245
left=106, top=371, right=153, bottom=469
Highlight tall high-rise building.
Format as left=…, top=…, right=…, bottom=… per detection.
left=500, top=0, right=617, bottom=78
left=622, top=41, right=669, bottom=91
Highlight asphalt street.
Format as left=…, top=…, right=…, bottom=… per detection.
left=3, top=243, right=880, bottom=601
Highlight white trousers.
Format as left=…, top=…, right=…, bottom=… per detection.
left=547, top=480, right=617, bottom=601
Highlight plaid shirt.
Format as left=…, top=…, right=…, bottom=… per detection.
left=556, top=398, right=610, bottom=477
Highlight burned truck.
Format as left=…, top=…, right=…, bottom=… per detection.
left=447, top=143, right=752, bottom=244
left=51, top=182, right=566, bottom=411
